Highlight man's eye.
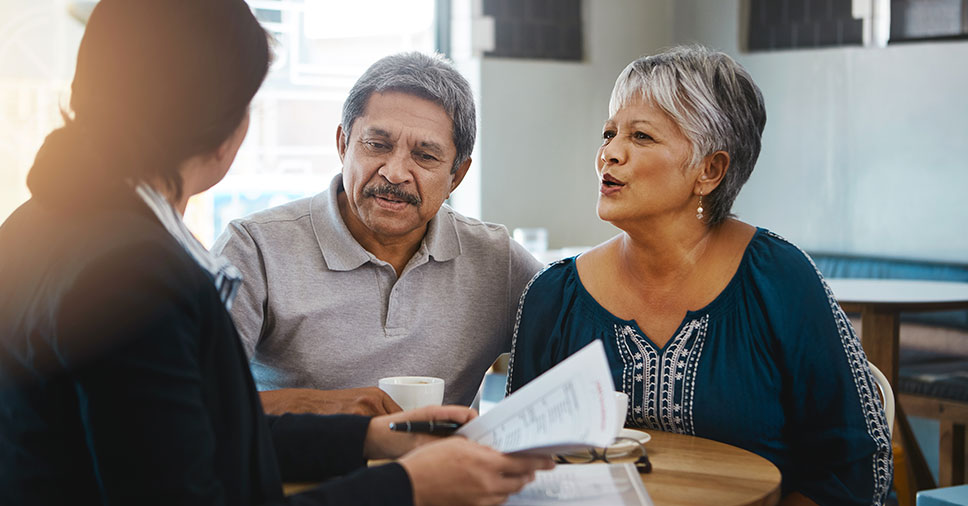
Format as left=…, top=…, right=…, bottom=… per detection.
left=414, top=152, right=441, bottom=164
left=365, top=141, right=389, bottom=150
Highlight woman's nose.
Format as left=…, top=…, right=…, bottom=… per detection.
left=600, top=142, right=624, bottom=166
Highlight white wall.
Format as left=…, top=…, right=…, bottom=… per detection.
left=476, top=0, right=674, bottom=249
left=477, top=0, right=968, bottom=262
left=673, top=0, right=968, bottom=262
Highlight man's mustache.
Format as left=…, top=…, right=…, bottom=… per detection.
left=363, top=183, right=422, bottom=206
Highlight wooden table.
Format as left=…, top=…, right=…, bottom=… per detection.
left=826, top=278, right=968, bottom=500
left=641, top=429, right=780, bottom=506
left=827, top=279, right=968, bottom=386
left=284, top=429, right=782, bottom=505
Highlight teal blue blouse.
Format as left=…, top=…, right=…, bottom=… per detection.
left=507, top=229, right=892, bottom=505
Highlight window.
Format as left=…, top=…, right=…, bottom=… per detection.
left=745, top=0, right=968, bottom=49
left=747, top=0, right=864, bottom=50
left=185, top=0, right=437, bottom=245
left=481, top=0, right=582, bottom=60
left=0, top=0, right=79, bottom=224
left=0, top=0, right=438, bottom=247
left=890, top=0, right=968, bottom=42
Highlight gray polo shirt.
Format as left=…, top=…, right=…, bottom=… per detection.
left=212, top=175, right=543, bottom=406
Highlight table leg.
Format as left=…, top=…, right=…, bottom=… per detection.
left=859, top=305, right=899, bottom=385
left=857, top=307, right=937, bottom=494
left=939, top=421, right=966, bottom=487
left=896, top=403, right=936, bottom=495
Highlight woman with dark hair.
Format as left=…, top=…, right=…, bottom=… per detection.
left=0, top=1, right=550, bottom=505
left=506, top=46, right=893, bottom=505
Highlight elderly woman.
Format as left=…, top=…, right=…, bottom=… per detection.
left=0, top=1, right=550, bottom=505
left=507, top=45, right=892, bottom=505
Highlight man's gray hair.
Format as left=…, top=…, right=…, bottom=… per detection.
left=341, top=52, right=476, bottom=173
left=609, top=45, right=767, bottom=226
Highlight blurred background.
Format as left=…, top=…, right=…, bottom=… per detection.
left=2, top=0, right=966, bottom=491
left=2, top=0, right=965, bottom=260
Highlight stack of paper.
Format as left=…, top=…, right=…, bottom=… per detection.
left=506, top=463, right=653, bottom=506
left=457, top=340, right=618, bottom=454
left=457, top=341, right=652, bottom=504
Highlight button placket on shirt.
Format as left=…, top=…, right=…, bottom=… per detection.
left=383, top=262, right=410, bottom=337
left=385, top=250, right=430, bottom=338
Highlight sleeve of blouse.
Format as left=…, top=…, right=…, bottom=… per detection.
left=62, top=243, right=415, bottom=506
left=506, top=238, right=544, bottom=342
left=267, top=413, right=369, bottom=480
left=60, top=241, right=230, bottom=505
left=776, top=254, right=893, bottom=505
left=283, top=463, right=413, bottom=506
left=505, top=264, right=563, bottom=396
left=267, top=413, right=414, bottom=506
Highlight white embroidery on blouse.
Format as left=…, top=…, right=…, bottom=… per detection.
left=768, top=231, right=893, bottom=505
left=616, top=315, right=709, bottom=435
left=506, top=259, right=567, bottom=397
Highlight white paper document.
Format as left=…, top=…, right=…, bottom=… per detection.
left=457, top=340, right=617, bottom=455
left=504, top=463, right=654, bottom=506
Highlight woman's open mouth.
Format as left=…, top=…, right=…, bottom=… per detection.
left=600, top=173, right=625, bottom=195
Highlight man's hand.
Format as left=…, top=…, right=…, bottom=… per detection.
left=259, top=387, right=401, bottom=416
left=399, top=437, right=555, bottom=506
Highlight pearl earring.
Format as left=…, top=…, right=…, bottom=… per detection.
left=696, top=192, right=704, bottom=221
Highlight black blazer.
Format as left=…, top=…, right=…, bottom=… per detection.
left=0, top=189, right=412, bottom=505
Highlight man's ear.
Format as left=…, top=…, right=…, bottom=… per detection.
left=449, top=157, right=472, bottom=194
left=696, top=150, right=729, bottom=195
left=336, top=125, right=347, bottom=163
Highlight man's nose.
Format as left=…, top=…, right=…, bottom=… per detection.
left=378, top=149, right=413, bottom=184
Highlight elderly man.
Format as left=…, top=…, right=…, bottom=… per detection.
left=213, top=52, right=542, bottom=416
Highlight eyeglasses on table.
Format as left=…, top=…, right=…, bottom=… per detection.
left=553, top=436, right=652, bottom=473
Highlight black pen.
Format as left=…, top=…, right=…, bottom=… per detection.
left=388, top=420, right=462, bottom=436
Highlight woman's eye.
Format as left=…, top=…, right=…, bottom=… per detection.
left=602, top=130, right=615, bottom=141
left=634, top=132, right=654, bottom=141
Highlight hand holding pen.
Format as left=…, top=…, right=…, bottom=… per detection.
left=389, top=420, right=463, bottom=436
left=367, top=405, right=477, bottom=460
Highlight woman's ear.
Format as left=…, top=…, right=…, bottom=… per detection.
left=214, top=113, right=250, bottom=164
left=696, top=150, right=729, bottom=194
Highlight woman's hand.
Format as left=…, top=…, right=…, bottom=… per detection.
left=363, top=404, right=477, bottom=460
left=399, top=437, right=555, bottom=506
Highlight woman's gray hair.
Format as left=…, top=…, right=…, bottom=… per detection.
left=609, top=45, right=767, bottom=226
left=341, top=52, right=476, bottom=173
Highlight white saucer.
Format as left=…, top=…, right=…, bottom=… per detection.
left=618, top=428, right=651, bottom=445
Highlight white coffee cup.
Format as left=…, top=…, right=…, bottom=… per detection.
left=614, top=391, right=629, bottom=436
left=378, top=376, right=445, bottom=411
